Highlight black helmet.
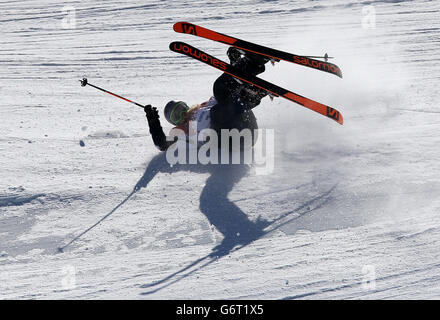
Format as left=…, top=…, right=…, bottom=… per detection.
left=164, top=101, right=189, bottom=125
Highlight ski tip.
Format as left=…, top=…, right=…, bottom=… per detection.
left=173, top=21, right=190, bottom=33
left=169, top=41, right=184, bottom=51
left=337, top=69, right=343, bottom=78
left=326, top=106, right=343, bottom=125
left=330, top=65, right=342, bottom=78
left=336, top=113, right=344, bottom=125
left=173, top=22, right=181, bottom=32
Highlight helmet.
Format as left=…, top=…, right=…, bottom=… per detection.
left=164, top=101, right=189, bottom=126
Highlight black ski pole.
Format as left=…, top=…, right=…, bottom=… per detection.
left=79, top=78, right=144, bottom=108
left=302, top=53, right=333, bottom=62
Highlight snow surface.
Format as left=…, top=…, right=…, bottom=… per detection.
left=1, top=0, right=440, bottom=299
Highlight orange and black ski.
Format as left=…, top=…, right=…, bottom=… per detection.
left=173, top=21, right=342, bottom=78
left=170, top=42, right=343, bottom=125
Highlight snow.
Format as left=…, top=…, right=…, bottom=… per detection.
left=1, top=0, right=439, bottom=299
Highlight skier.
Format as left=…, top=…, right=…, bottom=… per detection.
left=143, top=48, right=270, bottom=152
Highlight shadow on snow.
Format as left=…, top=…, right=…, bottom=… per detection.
left=135, top=151, right=336, bottom=296
left=59, top=148, right=335, bottom=295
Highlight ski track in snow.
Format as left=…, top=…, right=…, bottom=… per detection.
left=1, top=0, right=439, bottom=299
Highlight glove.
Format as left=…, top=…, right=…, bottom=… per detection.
left=227, top=47, right=245, bottom=64
left=144, top=104, right=159, bottom=121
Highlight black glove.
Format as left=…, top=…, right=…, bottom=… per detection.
left=144, top=104, right=159, bottom=122
left=227, top=47, right=244, bottom=64
left=143, top=104, right=171, bottom=151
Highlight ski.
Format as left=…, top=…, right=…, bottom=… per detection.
left=170, top=41, right=343, bottom=125
left=173, top=21, right=342, bottom=78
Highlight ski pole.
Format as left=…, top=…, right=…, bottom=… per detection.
left=302, top=53, right=333, bottom=62
left=79, top=78, right=144, bottom=108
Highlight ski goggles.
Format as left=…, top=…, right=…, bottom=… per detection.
left=168, top=101, right=189, bottom=125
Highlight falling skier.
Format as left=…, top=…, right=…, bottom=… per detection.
left=71, top=23, right=343, bottom=257
left=143, top=47, right=271, bottom=152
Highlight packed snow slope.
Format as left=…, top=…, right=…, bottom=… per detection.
left=1, top=0, right=440, bottom=299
